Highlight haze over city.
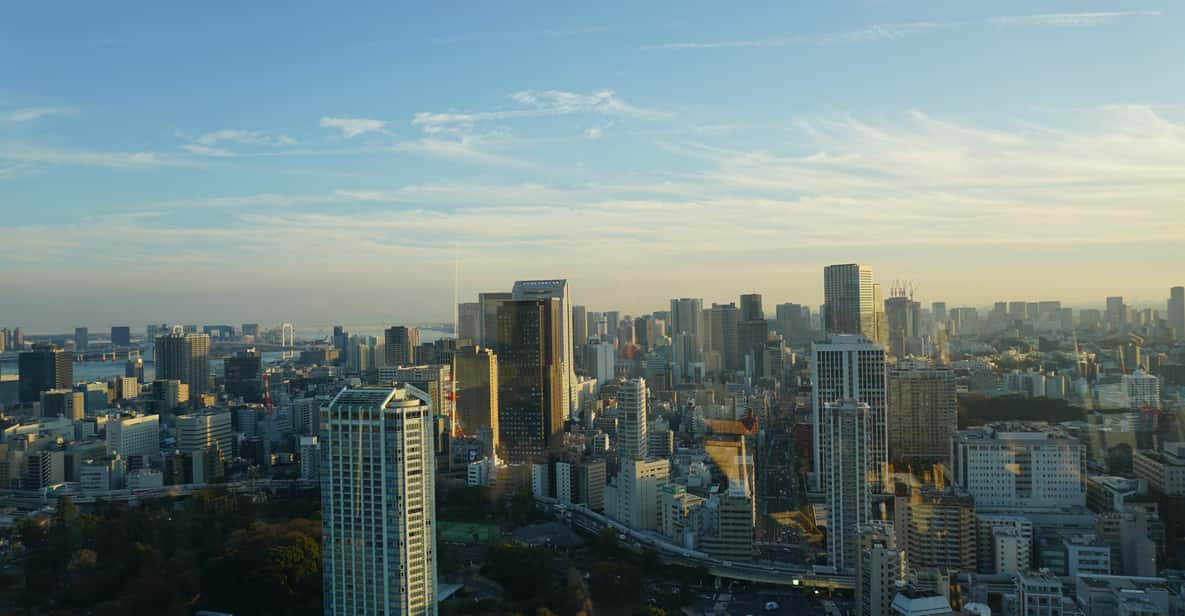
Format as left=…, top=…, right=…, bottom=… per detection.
left=3, top=1, right=1184, bottom=330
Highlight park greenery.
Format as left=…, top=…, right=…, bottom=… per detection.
left=11, top=489, right=322, bottom=615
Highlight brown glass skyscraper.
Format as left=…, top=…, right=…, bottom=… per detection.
left=453, top=346, right=499, bottom=452
left=18, top=344, right=73, bottom=404
left=496, top=299, right=563, bottom=463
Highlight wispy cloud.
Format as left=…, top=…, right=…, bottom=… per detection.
left=412, top=89, right=660, bottom=134
left=320, top=116, right=388, bottom=138
left=7, top=107, right=76, bottom=122
left=990, top=11, right=1161, bottom=27
left=399, top=89, right=656, bottom=166
left=0, top=143, right=178, bottom=169
left=175, top=128, right=298, bottom=157
left=180, top=144, right=234, bottom=157
left=646, top=11, right=1161, bottom=50
left=193, top=129, right=296, bottom=147
left=645, top=22, right=945, bottom=50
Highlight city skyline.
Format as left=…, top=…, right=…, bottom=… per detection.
left=3, top=2, right=1184, bottom=329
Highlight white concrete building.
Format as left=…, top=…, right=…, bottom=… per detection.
left=951, top=423, right=1086, bottom=512
left=614, top=457, right=669, bottom=531
left=106, top=414, right=160, bottom=459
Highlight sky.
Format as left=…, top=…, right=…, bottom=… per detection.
left=2, top=1, right=1183, bottom=332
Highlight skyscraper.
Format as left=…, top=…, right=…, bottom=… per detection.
left=1168, top=286, right=1184, bottom=340
left=496, top=298, right=563, bottom=463
left=478, top=291, right=513, bottom=349
left=321, top=385, right=437, bottom=615
left=821, top=399, right=871, bottom=573
left=669, top=298, right=704, bottom=349
left=619, top=378, right=649, bottom=460
left=887, top=364, right=956, bottom=464
left=110, top=326, right=131, bottom=347
left=884, top=293, right=921, bottom=359
left=383, top=326, right=420, bottom=368
left=453, top=345, right=497, bottom=443
left=572, top=304, right=588, bottom=348
left=513, top=279, right=575, bottom=419
left=823, top=264, right=876, bottom=339
left=74, top=327, right=88, bottom=351
left=224, top=348, right=263, bottom=402
left=775, top=302, right=812, bottom=344
left=457, top=302, right=481, bottom=344
left=708, top=303, right=739, bottom=371
left=1106, top=296, right=1127, bottom=331
left=812, top=335, right=888, bottom=492
left=18, top=344, right=73, bottom=404
left=154, top=332, right=210, bottom=397
left=739, top=293, right=764, bottom=321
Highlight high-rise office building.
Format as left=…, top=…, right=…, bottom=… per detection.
left=107, top=414, right=160, bottom=459
left=383, top=326, right=420, bottom=368
left=457, top=302, right=481, bottom=345
left=1106, top=296, right=1127, bottom=331
left=737, top=292, right=767, bottom=378
left=18, top=344, right=73, bottom=404
left=812, top=335, right=888, bottom=492
left=111, top=326, right=131, bottom=347
left=496, top=298, right=563, bottom=463
left=824, top=264, right=876, bottom=339
left=708, top=303, right=740, bottom=371
left=74, top=327, right=88, bottom=351
left=931, top=302, right=948, bottom=325
left=478, top=292, right=513, bottom=349
left=887, top=364, right=956, bottom=464
left=572, top=304, right=588, bottom=349
left=884, top=294, right=921, bottom=359
left=615, top=457, right=669, bottom=531
left=821, top=399, right=871, bottom=573
left=618, top=378, right=649, bottom=460
left=857, top=522, right=906, bottom=616
left=1168, top=286, right=1185, bottom=340
left=669, top=298, right=704, bottom=353
left=739, top=293, right=763, bottom=322
left=154, top=332, right=211, bottom=397
left=320, top=385, right=437, bottom=615
left=775, top=302, right=812, bottom=344
left=513, top=280, right=575, bottom=419
left=176, top=408, right=233, bottom=457
left=453, top=346, right=499, bottom=454
left=584, top=339, right=616, bottom=386
left=224, top=348, right=263, bottom=402
left=40, top=389, right=84, bottom=420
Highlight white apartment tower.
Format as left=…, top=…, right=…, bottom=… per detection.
left=821, top=399, right=872, bottom=573
left=812, top=335, right=888, bottom=492
left=618, top=378, right=649, bottom=460
left=321, top=385, right=437, bottom=615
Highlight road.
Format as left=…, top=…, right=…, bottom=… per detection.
left=543, top=497, right=853, bottom=590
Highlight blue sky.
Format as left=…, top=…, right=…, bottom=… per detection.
left=2, top=1, right=1183, bottom=331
